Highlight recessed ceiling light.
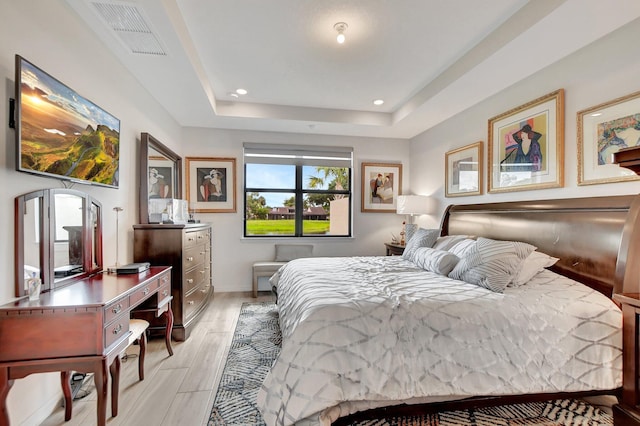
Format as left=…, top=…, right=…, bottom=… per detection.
left=236, top=88, right=248, bottom=95
left=373, top=99, right=384, bottom=106
left=334, top=22, right=348, bottom=44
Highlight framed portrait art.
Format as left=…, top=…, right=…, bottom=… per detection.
left=186, top=157, right=237, bottom=213
left=361, top=162, right=402, bottom=212
left=488, top=89, right=564, bottom=193
left=577, top=90, right=640, bottom=185
left=445, top=141, right=483, bottom=197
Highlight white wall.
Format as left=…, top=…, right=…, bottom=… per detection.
left=181, top=128, right=411, bottom=293
left=409, top=17, right=640, bottom=229
left=0, top=1, right=182, bottom=424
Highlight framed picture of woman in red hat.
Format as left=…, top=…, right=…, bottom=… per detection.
left=186, top=157, right=237, bottom=212
left=488, top=89, right=564, bottom=193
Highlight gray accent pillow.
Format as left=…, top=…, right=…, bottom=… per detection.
left=401, top=228, right=439, bottom=260
left=448, top=237, right=536, bottom=293
left=274, top=244, right=314, bottom=261
left=410, top=247, right=460, bottom=276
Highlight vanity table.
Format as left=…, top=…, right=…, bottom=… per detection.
left=0, top=266, right=172, bottom=426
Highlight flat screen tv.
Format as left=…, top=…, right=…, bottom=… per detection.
left=15, top=55, right=120, bottom=188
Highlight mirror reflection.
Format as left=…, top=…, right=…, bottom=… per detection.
left=139, top=132, right=182, bottom=224
left=15, top=188, right=103, bottom=297
left=148, top=146, right=175, bottom=199
left=22, top=195, right=42, bottom=286
left=53, top=192, right=84, bottom=280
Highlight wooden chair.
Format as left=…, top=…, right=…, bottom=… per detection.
left=109, top=319, right=150, bottom=417
left=60, top=319, right=150, bottom=421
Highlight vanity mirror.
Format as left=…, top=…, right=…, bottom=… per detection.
left=139, top=132, right=182, bottom=224
left=15, top=188, right=103, bottom=297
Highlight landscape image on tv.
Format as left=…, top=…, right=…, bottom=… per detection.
left=17, top=56, right=120, bottom=188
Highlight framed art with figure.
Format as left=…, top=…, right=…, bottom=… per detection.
left=488, top=89, right=564, bottom=193
left=445, top=141, right=483, bottom=197
left=577, top=89, right=640, bottom=185
left=186, top=157, right=237, bottom=213
left=361, top=162, right=402, bottom=212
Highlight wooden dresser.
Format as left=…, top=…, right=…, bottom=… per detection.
left=0, top=267, right=172, bottom=426
left=133, top=223, right=212, bottom=341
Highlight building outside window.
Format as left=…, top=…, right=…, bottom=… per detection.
left=243, top=143, right=352, bottom=237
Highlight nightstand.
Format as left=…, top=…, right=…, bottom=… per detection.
left=612, top=292, right=640, bottom=425
left=384, top=242, right=405, bottom=256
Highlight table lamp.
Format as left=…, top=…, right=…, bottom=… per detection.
left=397, top=195, right=430, bottom=243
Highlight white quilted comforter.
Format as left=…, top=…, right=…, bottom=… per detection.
left=257, top=256, right=622, bottom=426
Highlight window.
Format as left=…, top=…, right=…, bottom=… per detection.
left=243, top=143, right=352, bottom=237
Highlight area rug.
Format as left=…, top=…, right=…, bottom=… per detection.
left=208, top=302, right=613, bottom=425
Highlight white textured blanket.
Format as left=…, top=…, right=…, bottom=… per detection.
left=257, top=256, right=622, bottom=426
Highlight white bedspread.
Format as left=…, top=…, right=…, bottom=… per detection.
left=257, top=256, right=622, bottom=426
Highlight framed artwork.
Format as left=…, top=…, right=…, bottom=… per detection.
left=445, top=141, right=483, bottom=197
left=186, top=157, right=237, bottom=213
left=488, top=89, right=564, bottom=193
left=148, top=156, right=174, bottom=199
left=361, top=162, right=402, bottom=212
left=577, top=90, right=640, bottom=185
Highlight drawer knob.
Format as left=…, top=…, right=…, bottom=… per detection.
left=113, top=324, right=123, bottom=335
left=200, top=270, right=205, bottom=274
left=188, top=300, right=195, bottom=305
left=201, top=288, right=208, bottom=294
left=162, top=290, right=169, bottom=297
left=187, top=278, right=194, bottom=284
left=112, top=304, right=122, bottom=314
left=187, top=256, right=194, bottom=262
left=143, top=287, right=150, bottom=295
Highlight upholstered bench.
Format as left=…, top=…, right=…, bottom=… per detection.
left=252, top=244, right=313, bottom=298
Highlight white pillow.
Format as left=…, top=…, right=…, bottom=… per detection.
left=432, top=235, right=470, bottom=251
left=410, top=247, right=460, bottom=276
left=447, top=239, right=477, bottom=258
left=509, top=251, right=559, bottom=287
left=401, top=228, right=440, bottom=260
left=448, top=237, right=536, bottom=293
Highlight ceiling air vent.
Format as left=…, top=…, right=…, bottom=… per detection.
left=90, top=2, right=167, bottom=56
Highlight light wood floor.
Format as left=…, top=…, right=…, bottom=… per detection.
left=41, top=291, right=275, bottom=426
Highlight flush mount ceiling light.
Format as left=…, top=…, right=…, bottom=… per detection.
left=373, top=99, right=384, bottom=106
left=334, top=22, right=348, bottom=44
left=236, top=88, right=248, bottom=95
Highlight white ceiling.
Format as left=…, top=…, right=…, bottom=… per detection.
left=64, top=0, right=640, bottom=139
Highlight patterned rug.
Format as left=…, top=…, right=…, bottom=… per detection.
left=208, top=302, right=614, bottom=425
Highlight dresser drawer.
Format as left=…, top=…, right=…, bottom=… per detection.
left=184, top=284, right=210, bottom=319
left=104, top=297, right=130, bottom=325
left=104, top=314, right=130, bottom=349
left=130, top=281, right=155, bottom=307
left=196, top=229, right=210, bottom=245
left=184, top=245, right=206, bottom=271
left=184, top=230, right=199, bottom=249
left=184, top=267, right=205, bottom=294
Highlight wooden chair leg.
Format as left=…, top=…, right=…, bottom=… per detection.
left=138, top=332, right=147, bottom=381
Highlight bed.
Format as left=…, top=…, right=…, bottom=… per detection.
left=257, top=194, right=640, bottom=426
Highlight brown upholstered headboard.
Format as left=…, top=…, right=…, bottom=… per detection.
left=440, top=194, right=640, bottom=297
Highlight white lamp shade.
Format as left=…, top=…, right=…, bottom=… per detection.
left=396, top=195, right=429, bottom=215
